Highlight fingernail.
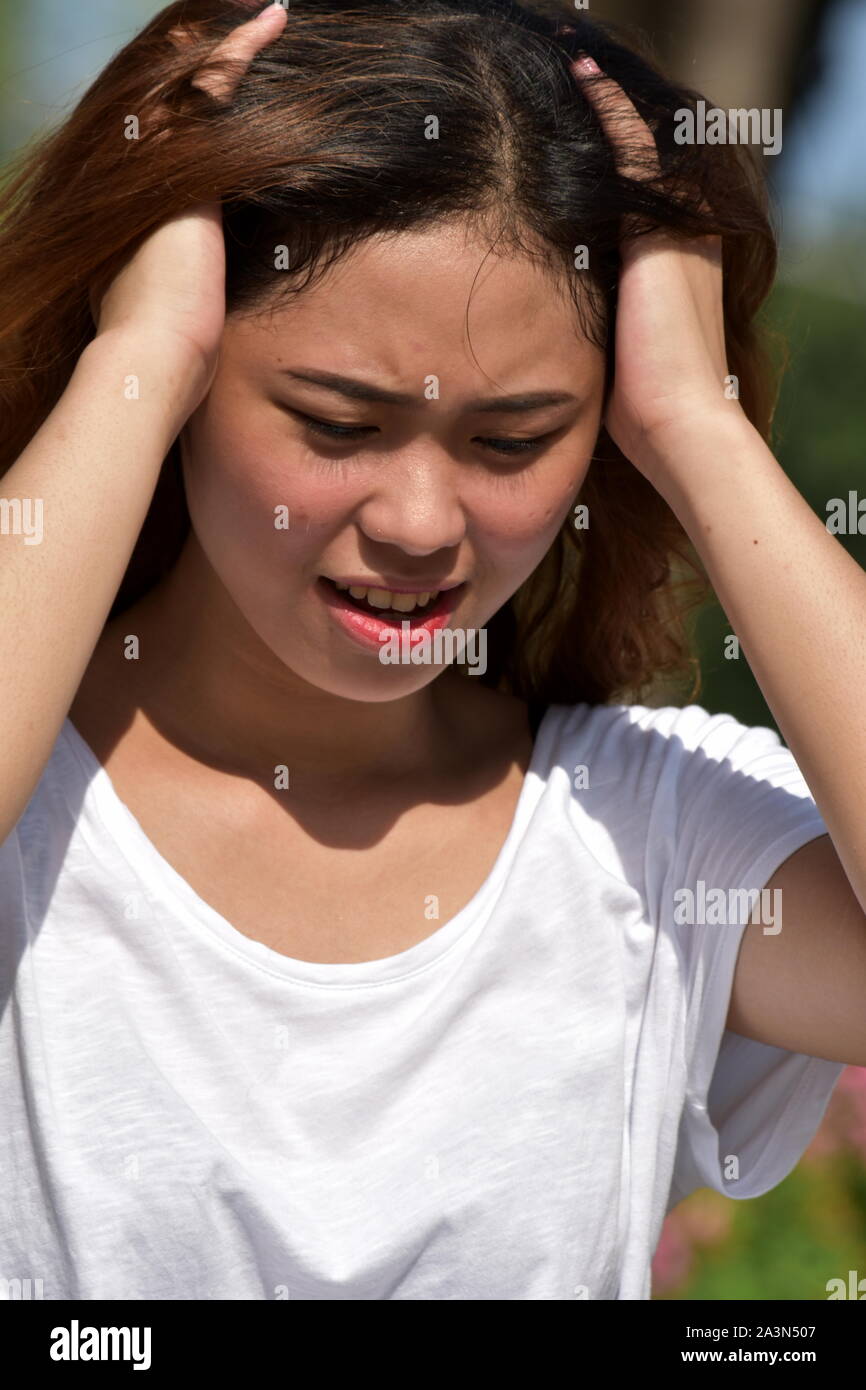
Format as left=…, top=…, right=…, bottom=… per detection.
left=573, top=55, right=601, bottom=76
left=257, top=1, right=285, bottom=17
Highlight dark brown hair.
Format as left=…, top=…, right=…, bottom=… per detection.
left=0, top=0, right=780, bottom=713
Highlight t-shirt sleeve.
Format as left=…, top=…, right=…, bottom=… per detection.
left=638, top=704, right=847, bottom=1211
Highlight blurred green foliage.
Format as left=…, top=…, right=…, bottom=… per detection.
left=659, top=1156, right=866, bottom=1300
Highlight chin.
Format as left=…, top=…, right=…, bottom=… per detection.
left=289, top=654, right=449, bottom=705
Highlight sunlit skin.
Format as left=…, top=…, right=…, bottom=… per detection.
left=111, top=219, right=606, bottom=784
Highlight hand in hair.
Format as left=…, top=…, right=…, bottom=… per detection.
left=572, top=55, right=739, bottom=488
left=89, top=2, right=288, bottom=398
left=185, top=2, right=287, bottom=106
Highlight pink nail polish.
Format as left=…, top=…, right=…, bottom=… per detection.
left=574, top=55, right=601, bottom=76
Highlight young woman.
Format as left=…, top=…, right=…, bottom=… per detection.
left=0, top=0, right=864, bottom=1302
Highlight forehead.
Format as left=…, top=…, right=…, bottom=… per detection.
left=224, top=221, right=604, bottom=388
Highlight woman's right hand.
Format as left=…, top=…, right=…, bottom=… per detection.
left=91, top=2, right=288, bottom=398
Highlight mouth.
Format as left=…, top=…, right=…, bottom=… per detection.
left=315, top=575, right=467, bottom=652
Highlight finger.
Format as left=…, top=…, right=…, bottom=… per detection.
left=191, top=2, right=287, bottom=106
left=571, top=55, right=661, bottom=184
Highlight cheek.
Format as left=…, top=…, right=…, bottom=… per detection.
left=468, top=451, right=592, bottom=571
left=181, top=416, right=346, bottom=581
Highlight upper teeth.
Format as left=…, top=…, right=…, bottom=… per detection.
left=335, top=583, right=439, bottom=612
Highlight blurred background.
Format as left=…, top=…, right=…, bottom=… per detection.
left=1, top=0, right=864, bottom=1299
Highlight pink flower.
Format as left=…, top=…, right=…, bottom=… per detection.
left=804, top=1065, right=866, bottom=1162
left=651, top=1219, right=693, bottom=1294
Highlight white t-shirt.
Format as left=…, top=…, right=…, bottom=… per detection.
left=0, top=701, right=844, bottom=1301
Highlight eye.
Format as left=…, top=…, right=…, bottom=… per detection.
left=298, top=412, right=377, bottom=441
left=286, top=406, right=557, bottom=454
left=475, top=434, right=555, bottom=455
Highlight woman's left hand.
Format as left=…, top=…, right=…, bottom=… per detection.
left=571, top=56, right=747, bottom=485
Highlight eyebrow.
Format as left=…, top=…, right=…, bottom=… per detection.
left=279, top=369, right=580, bottom=414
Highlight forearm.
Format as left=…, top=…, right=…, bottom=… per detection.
left=0, top=329, right=203, bottom=840
left=650, top=411, right=866, bottom=911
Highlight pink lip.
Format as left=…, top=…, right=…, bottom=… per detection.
left=316, top=576, right=465, bottom=654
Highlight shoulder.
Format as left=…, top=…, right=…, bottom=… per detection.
left=18, top=717, right=88, bottom=823
left=531, top=699, right=813, bottom=888
left=541, top=699, right=789, bottom=780
left=0, top=716, right=87, bottom=912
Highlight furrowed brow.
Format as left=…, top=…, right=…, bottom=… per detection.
left=280, top=370, right=579, bottom=413
left=281, top=371, right=413, bottom=405
left=469, top=392, right=578, bottom=414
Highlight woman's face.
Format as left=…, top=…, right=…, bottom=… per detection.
left=180, top=219, right=606, bottom=702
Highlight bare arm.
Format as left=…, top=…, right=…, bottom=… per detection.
left=0, top=331, right=204, bottom=842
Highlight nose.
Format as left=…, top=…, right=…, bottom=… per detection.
left=357, top=448, right=466, bottom=555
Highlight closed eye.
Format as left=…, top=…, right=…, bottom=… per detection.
left=289, top=409, right=557, bottom=454
left=297, top=412, right=376, bottom=441
left=479, top=434, right=555, bottom=454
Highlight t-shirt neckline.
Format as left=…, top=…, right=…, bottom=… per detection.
left=60, top=705, right=559, bottom=989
